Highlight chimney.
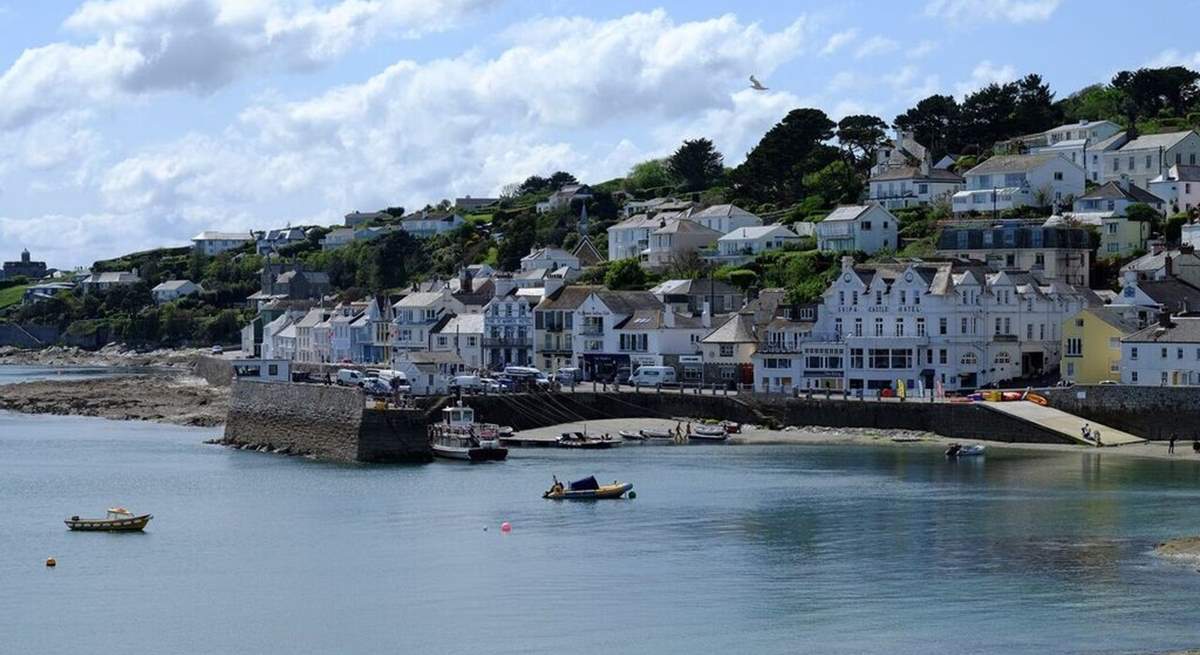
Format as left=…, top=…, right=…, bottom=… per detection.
left=664, top=309, right=675, bottom=328
left=1165, top=254, right=1174, bottom=277
left=841, top=255, right=855, bottom=272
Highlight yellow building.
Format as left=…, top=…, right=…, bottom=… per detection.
left=1060, top=306, right=1141, bottom=384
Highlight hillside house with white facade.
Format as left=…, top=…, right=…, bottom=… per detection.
left=952, top=154, right=1086, bottom=215
left=1150, top=164, right=1200, bottom=214
left=192, top=231, right=254, bottom=256
left=815, top=205, right=898, bottom=254
left=1102, top=131, right=1200, bottom=189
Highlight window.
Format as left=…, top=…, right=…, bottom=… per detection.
left=850, top=348, right=864, bottom=369
left=863, top=221, right=872, bottom=231
left=1066, top=337, right=1082, bottom=356
left=834, top=318, right=843, bottom=336
left=1146, top=154, right=1152, bottom=169
left=918, top=183, right=928, bottom=194
left=839, top=291, right=845, bottom=306
left=1131, top=347, right=1138, bottom=360
left=900, top=290, right=907, bottom=305
left=916, top=318, right=926, bottom=337
left=875, top=290, right=883, bottom=305
left=995, top=352, right=1011, bottom=364
left=961, top=317, right=969, bottom=334
left=1053, top=171, right=1063, bottom=181
left=895, top=318, right=904, bottom=337
left=854, top=318, right=863, bottom=337
left=939, top=318, right=947, bottom=335
left=1162, top=347, right=1168, bottom=359
left=1131, top=371, right=1138, bottom=383
left=961, top=352, right=977, bottom=366
left=874, top=318, right=884, bottom=336
left=1026, top=323, right=1033, bottom=339
left=1163, top=371, right=1169, bottom=385
left=995, top=318, right=1002, bottom=335
left=939, top=349, right=947, bottom=365
left=719, top=344, right=734, bottom=357
left=1178, top=348, right=1184, bottom=359
left=852, top=291, right=859, bottom=305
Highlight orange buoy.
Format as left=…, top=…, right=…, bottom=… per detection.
left=45, top=557, right=56, bottom=567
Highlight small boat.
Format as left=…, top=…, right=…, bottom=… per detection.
left=721, top=421, right=741, bottom=434
left=430, top=402, right=508, bottom=462
left=65, top=507, right=152, bottom=532
left=945, top=443, right=986, bottom=458
left=557, top=432, right=622, bottom=449
left=1025, top=392, right=1048, bottom=406
left=693, top=424, right=727, bottom=437
left=619, top=430, right=646, bottom=441
left=891, top=435, right=922, bottom=443
left=687, top=430, right=729, bottom=442
left=639, top=428, right=673, bottom=439
left=543, top=476, right=633, bottom=500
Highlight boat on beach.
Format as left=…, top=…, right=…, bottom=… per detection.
left=687, top=430, right=729, bottom=442
left=65, top=507, right=152, bottom=532
left=429, top=402, right=508, bottom=462
left=945, top=443, right=985, bottom=458
left=619, top=430, right=646, bottom=441
left=692, top=424, right=727, bottom=437
left=543, top=475, right=633, bottom=500
left=557, top=432, right=622, bottom=449
left=639, top=428, right=674, bottom=439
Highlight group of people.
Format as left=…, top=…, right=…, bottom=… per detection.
left=1081, top=423, right=1103, bottom=447
left=1167, top=435, right=1200, bottom=454
left=673, top=421, right=692, bottom=444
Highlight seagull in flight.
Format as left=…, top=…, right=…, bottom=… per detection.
left=749, top=75, right=768, bottom=91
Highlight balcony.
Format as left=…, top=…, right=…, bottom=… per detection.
left=483, top=336, right=530, bottom=347
left=580, top=327, right=605, bottom=337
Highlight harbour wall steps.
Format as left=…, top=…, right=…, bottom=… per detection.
left=1042, top=385, right=1200, bottom=440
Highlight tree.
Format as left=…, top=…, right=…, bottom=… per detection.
left=960, top=82, right=1018, bottom=152
left=1011, top=74, right=1060, bottom=135
left=1057, top=84, right=1128, bottom=125
left=727, top=269, right=758, bottom=291
left=803, top=160, right=864, bottom=205
left=624, top=159, right=673, bottom=193
left=1113, top=66, right=1200, bottom=120
left=835, top=115, right=888, bottom=168
left=518, top=175, right=550, bottom=194
left=666, top=138, right=724, bottom=192
left=732, top=108, right=837, bottom=204
left=496, top=215, right=536, bottom=271
left=384, top=206, right=405, bottom=217
left=548, top=171, right=578, bottom=188
left=893, top=94, right=961, bottom=157
left=604, top=258, right=648, bottom=290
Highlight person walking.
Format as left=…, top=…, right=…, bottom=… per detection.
left=1094, top=430, right=1102, bottom=448
left=1193, top=436, right=1199, bottom=454
left=1169, top=434, right=1177, bottom=454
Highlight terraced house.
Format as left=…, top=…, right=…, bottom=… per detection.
left=752, top=257, right=1094, bottom=395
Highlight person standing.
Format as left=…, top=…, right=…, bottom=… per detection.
left=1169, top=435, right=1177, bottom=454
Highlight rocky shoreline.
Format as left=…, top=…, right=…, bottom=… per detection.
left=0, top=374, right=229, bottom=427
left=203, top=436, right=319, bottom=459
left=0, top=344, right=210, bottom=368
left=1156, top=536, right=1200, bottom=562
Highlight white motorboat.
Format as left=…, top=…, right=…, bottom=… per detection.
left=430, top=402, right=508, bottom=462
left=945, top=443, right=985, bottom=458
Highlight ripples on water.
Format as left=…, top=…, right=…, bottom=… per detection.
left=2, top=411, right=1200, bottom=654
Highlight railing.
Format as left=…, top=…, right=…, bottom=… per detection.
left=579, top=327, right=604, bottom=336
left=482, top=336, right=530, bottom=347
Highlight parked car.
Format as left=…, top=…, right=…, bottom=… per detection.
left=450, top=375, right=485, bottom=394
left=210, top=345, right=224, bottom=355
left=629, top=366, right=677, bottom=386
left=336, top=369, right=364, bottom=386
left=555, top=367, right=582, bottom=384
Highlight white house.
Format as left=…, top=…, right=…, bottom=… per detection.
left=1022, top=119, right=1124, bottom=180
left=536, top=184, right=592, bottom=213
left=432, top=313, right=486, bottom=371
left=1102, top=131, right=1200, bottom=189
left=483, top=291, right=534, bottom=369
left=711, top=225, right=803, bottom=265
left=255, top=227, right=307, bottom=255
left=391, top=288, right=466, bottom=353
left=391, top=352, right=465, bottom=395
left=1150, top=164, right=1200, bottom=214
left=400, top=212, right=466, bottom=238
left=520, top=247, right=579, bottom=273
left=321, top=227, right=388, bottom=251
left=952, top=154, right=1086, bottom=214
left=646, top=219, right=721, bottom=269
left=151, top=280, right=200, bottom=304
left=686, top=204, right=762, bottom=235
left=80, top=270, right=141, bottom=293
left=868, top=165, right=964, bottom=210
left=607, top=212, right=679, bottom=261
left=751, top=257, right=1092, bottom=394
left=871, top=130, right=928, bottom=177
left=815, top=205, right=898, bottom=255
left=1121, top=316, right=1200, bottom=386
left=345, top=211, right=389, bottom=227
left=192, top=231, right=254, bottom=256
left=611, top=307, right=710, bottom=382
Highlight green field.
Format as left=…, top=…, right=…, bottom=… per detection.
left=0, top=284, right=28, bottom=309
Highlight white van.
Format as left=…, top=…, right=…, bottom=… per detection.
left=450, top=375, right=484, bottom=393
left=374, top=370, right=412, bottom=394
left=336, top=369, right=364, bottom=386
left=629, top=366, right=676, bottom=386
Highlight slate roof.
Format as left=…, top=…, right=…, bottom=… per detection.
left=653, top=219, right=721, bottom=236
left=1087, top=306, right=1142, bottom=335
left=936, top=225, right=1092, bottom=250
left=649, top=278, right=741, bottom=297
left=719, top=225, right=800, bottom=241
left=821, top=205, right=872, bottom=223
left=1124, top=317, right=1200, bottom=343
left=1077, top=181, right=1164, bottom=205
left=964, top=154, right=1062, bottom=176
left=152, top=280, right=196, bottom=292
left=702, top=312, right=758, bottom=343
left=870, top=165, right=964, bottom=183
left=1137, top=279, right=1200, bottom=313
left=1118, top=131, right=1195, bottom=152
left=436, top=313, right=486, bottom=335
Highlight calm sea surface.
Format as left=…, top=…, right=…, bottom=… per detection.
left=3, top=370, right=1200, bottom=654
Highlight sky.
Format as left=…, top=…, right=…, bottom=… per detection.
left=1, top=0, right=1199, bottom=268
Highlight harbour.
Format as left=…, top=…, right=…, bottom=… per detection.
left=6, top=407, right=1200, bottom=654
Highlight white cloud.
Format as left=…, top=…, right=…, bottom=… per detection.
left=854, top=35, right=899, bottom=60
left=1, top=9, right=815, bottom=266
left=820, top=28, right=858, bottom=56
left=924, top=0, right=1060, bottom=24
left=0, top=0, right=498, bottom=131
left=908, top=40, right=937, bottom=59
left=1147, top=49, right=1200, bottom=70
left=954, top=60, right=1016, bottom=97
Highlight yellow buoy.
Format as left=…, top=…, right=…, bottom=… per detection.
left=45, top=557, right=57, bottom=567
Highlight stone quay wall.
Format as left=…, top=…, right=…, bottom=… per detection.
left=452, top=391, right=1072, bottom=444
left=223, top=380, right=431, bottom=463
left=1042, top=385, right=1200, bottom=440
left=194, top=355, right=234, bottom=386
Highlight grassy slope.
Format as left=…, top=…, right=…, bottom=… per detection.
left=0, top=285, right=28, bottom=309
